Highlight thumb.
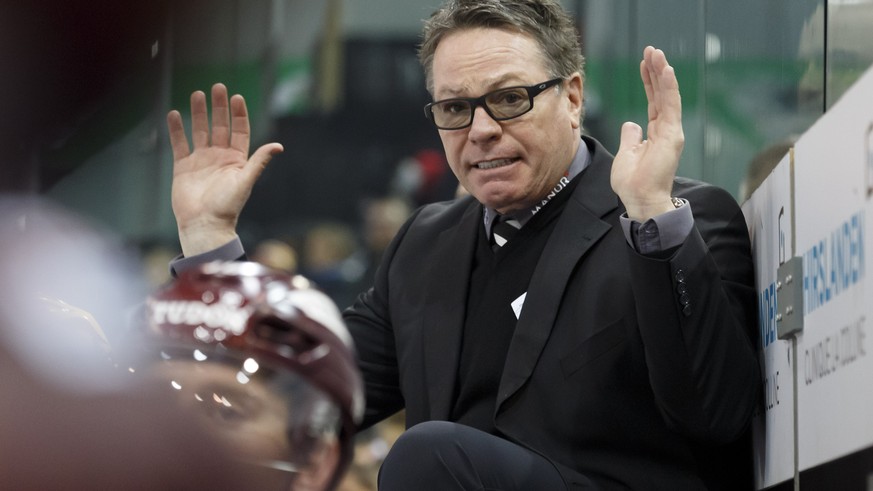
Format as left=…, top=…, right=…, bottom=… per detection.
left=617, top=122, right=643, bottom=155
left=243, top=142, right=284, bottom=185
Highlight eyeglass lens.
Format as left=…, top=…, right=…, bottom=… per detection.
left=431, top=87, right=532, bottom=129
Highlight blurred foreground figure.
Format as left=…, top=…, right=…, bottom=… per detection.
left=0, top=197, right=266, bottom=490
left=135, top=261, right=365, bottom=491
left=0, top=341, right=268, bottom=490
left=0, top=196, right=142, bottom=393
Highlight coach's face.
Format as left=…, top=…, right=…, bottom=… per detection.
left=431, top=27, right=583, bottom=214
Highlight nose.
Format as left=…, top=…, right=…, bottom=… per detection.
left=467, top=105, right=502, bottom=143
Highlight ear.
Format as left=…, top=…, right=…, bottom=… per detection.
left=564, top=73, right=584, bottom=129
left=294, top=437, right=342, bottom=491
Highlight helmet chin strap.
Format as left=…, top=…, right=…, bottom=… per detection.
left=246, top=458, right=301, bottom=473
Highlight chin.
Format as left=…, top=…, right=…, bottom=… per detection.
left=481, top=198, right=517, bottom=213
left=473, top=187, right=517, bottom=209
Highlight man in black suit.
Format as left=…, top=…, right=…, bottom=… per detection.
left=166, top=1, right=760, bottom=489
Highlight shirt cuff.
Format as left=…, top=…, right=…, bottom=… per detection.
left=620, top=198, right=693, bottom=255
left=168, top=238, right=245, bottom=277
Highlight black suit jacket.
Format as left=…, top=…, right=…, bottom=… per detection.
left=344, top=137, right=760, bottom=490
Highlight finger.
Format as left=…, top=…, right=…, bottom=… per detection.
left=166, top=110, right=191, bottom=161
left=229, top=94, right=251, bottom=155
left=650, top=49, right=668, bottom=107
left=211, top=83, right=231, bottom=148
left=241, top=143, right=284, bottom=188
left=640, top=47, right=654, bottom=96
left=651, top=49, right=683, bottom=127
left=617, top=121, right=644, bottom=155
left=640, top=58, right=656, bottom=122
left=645, top=47, right=663, bottom=118
left=190, top=90, right=209, bottom=149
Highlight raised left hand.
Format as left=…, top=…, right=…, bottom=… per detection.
left=610, top=46, right=685, bottom=221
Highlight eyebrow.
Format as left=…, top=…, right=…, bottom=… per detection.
left=436, top=74, right=529, bottom=99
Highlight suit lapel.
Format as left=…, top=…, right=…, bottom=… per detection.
left=421, top=202, right=481, bottom=420
left=496, top=138, right=621, bottom=410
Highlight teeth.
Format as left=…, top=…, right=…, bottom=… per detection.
left=477, top=158, right=513, bottom=169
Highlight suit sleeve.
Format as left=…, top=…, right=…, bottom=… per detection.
left=628, top=182, right=760, bottom=444
left=342, top=209, right=425, bottom=430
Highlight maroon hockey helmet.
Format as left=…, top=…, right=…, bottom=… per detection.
left=139, top=261, right=364, bottom=491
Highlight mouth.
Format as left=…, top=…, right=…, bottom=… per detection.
left=474, top=158, right=516, bottom=170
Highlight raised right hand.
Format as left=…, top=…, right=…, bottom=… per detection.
left=167, top=83, right=283, bottom=257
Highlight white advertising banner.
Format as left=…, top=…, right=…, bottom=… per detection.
left=743, top=154, right=796, bottom=489
left=793, top=64, right=873, bottom=472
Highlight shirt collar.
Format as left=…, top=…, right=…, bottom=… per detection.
left=484, top=139, right=591, bottom=235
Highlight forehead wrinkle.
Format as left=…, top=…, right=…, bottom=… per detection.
left=437, top=74, right=528, bottom=100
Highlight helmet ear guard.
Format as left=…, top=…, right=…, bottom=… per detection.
left=141, top=261, right=364, bottom=491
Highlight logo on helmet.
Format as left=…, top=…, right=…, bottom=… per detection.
left=148, top=292, right=252, bottom=335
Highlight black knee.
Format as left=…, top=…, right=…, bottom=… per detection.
left=378, top=421, right=473, bottom=490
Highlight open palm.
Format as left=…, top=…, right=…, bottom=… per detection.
left=611, top=46, right=685, bottom=221
left=167, top=84, right=283, bottom=256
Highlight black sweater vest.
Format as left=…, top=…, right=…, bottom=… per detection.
left=450, top=176, right=581, bottom=433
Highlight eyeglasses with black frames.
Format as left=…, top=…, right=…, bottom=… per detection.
left=424, top=78, right=564, bottom=130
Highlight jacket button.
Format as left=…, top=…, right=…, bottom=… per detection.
left=674, top=269, right=690, bottom=316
